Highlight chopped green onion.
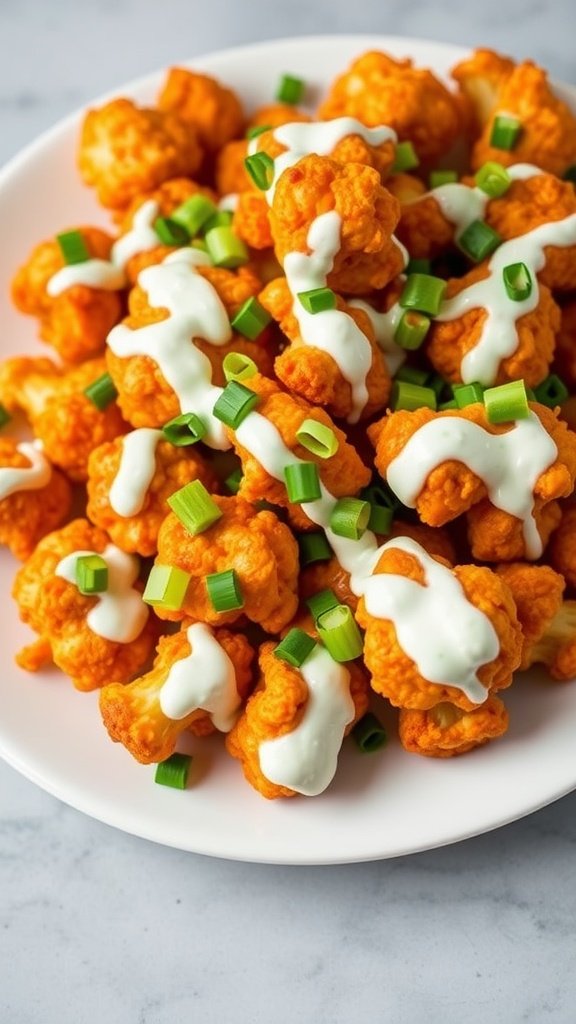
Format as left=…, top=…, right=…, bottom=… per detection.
left=361, top=484, right=396, bottom=534
left=244, top=152, right=275, bottom=191
left=162, top=412, right=206, bottom=446
left=273, top=627, right=316, bottom=667
left=143, top=564, right=190, bottom=610
left=484, top=380, right=529, bottom=423
left=392, top=141, right=419, bottom=173
left=405, top=257, right=431, bottom=275
left=56, top=229, right=90, bottom=265
left=83, top=372, right=118, bottom=410
left=330, top=497, right=371, bottom=540
left=399, top=273, right=447, bottom=316
left=276, top=74, right=305, bottom=105
left=154, top=216, right=190, bottom=247
left=452, top=382, right=485, bottom=408
left=222, top=352, right=258, bottom=383
left=305, top=588, right=339, bottom=622
left=225, top=467, right=243, bottom=494
left=563, top=165, right=576, bottom=184
left=474, top=161, right=511, bottom=198
left=361, top=483, right=398, bottom=510
left=352, top=712, right=387, bottom=753
left=503, top=262, right=532, bottom=301
left=429, top=170, right=458, bottom=188
left=317, top=605, right=363, bottom=662
left=206, top=568, right=244, bottom=612
left=0, top=403, right=12, bottom=429
left=171, top=195, right=217, bottom=237
left=284, top=462, right=321, bottom=504
left=297, top=531, right=332, bottom=565
left=295, top=419, right=338, bottom=459
left=534, top=374, right=569, bottom=408
left=246, top=124, right=271, bottom=140
left=394, top=365, right=429, bottom=387
left=490, top=114, right=522, bottom=151
left=394, top=310, right=431, bottom=350
left=75, top=554, right=108, bottom=595
left=213, top=380, right=259, bottom=429
left=230, top=297, right=272, bottom=340
left=439, top=398, right=457, bottom=410
left=427, top=372, right=449, bottom=401
left=205, top=225, right=248, bottom=268
left=297, top=287, right=337, bottom=314
left=191, top=237, right=208, bottom=252
left=167, top=480, right=222, bottom=535
left=458, top=220, right=502, bottom=262
left=203, top=210, right=234, bottom=234
left=155, top=753, right=191, bottom=790
left=526, top=386, right=537, bottom=402
left=390, top=381, right=437, bottom=412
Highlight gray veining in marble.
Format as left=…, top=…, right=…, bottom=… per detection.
left=2, top=2, right=576, bottom=1021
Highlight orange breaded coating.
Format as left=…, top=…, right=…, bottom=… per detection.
left=495, top=562, right=565, bottom=667
left=548, top=505, right=576, bottom=590
left=99, top=624, right=254, bottom=764
left=356, top=547, right=522, bottom=711
left=554, top=301, right=576, bottom=389
left=0, top=440, right=72, bottom=561
left=319, top=50, right=462, bottom=163
left=233, top=192, right=274, bottom=251
left=226, top=640, right=369, bottom=799
left=11, top=227, right=123, bottom=363
left=215, top=139, right=252, bottom=196
left=158, top=68, right=244, bottom=152
left=12, top=519, right=157, bottom=690
left=156, top=495, right=299, bottom=633
left=86, top=434, right=219, bottom=557
left=225, top=374, right=371, bottom=530
left=399, top=697, right=509, bottom=758
left=395, top=184, right=458, bottom=261
left=252, top=121, right=397, bottom=180
left=260, top=276, right=391, bottom=421
left=78, top=99, right=203, bottom=211
left=0, top=356, right=128, bottom=482
left=270, top=154, right=404, bottom=295
left=248, top=103, right=312, bottom=130
left=453, top=50, right=576, bottom=177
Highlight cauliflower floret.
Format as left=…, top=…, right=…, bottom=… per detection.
left=215, top=140, right=252, bottom=196
left=11, top=227, right=123, bottom=363
left=247, top=103, right=312, bottom=131
left=466, top=497, right=562, bottom=563
left=399, top=697, right=509, bottom=757
left=99, top=623, right=254, bottom=763
left=495, top=562, right=565, bottom=667
left=548, top=505, right=576, bottom=590
left=395, top=185, right=459, bottom=261
left=158, top=68, right=244, bottom=152
left=524, top=602, right=576, bottom=680
left=12, top=519, right=157, bottom=690
left=554, top=301, right=576, bottom=388
left=78, top=98, right=203, bottom=211
left=233, top=192, right=274, bottom=251
left=0, top=440, right=72, bottom=560
left=450, top=48, right=515, bottom=132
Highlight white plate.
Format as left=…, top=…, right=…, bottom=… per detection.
left=1, top=34, right=575, bottom=865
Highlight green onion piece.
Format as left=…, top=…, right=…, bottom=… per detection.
left=205, top=225, right=248, bottom=269
left=352, top=712, right=387, bottom=753
left=203, top=210, right=234, bottom=234
left=230, top=296, right=272, bottom=340
left=394, top=365, right=429, bottom=387
left=399, top=273, right=447, bottom=316
left=212, top=380, right=259, bottom=428
left=317, top=605, right=363, bottom=662
left=534, top=374, right=570, bottom=408
left=330, top=497, right=371, bottom=540
left=56, top=229, right=90, bottom=265
left=429, top=170, right=458, bottom=188
left=162, top=412, right=206, bottom=447
left=361, top=483, right=398, bottom=510
left=367, top=503, right=394, bottom=535
left=246, top=124, right=271, bottom=140
left=297, top=531, right=333, bottom=565
left=452, top=382, right=485, bottom=408
left=154, top=216, right=190, bottom=247
left=244, top=152, right=275, bottom=191
left=563, top=165, right=576, bottom=184
left=295, top=418, right=338, bottom=459
left=191, top=238, right=208, bottom=252
left=474, top=161, right=511, bottom=198
left=439, top=398, right=457, bottom=410
left=427, top=372, right=449, bottom=401
left=225, top=467, right=243, bottom=494
left=297, top=287, right=337, bottom=314
left=305, top=588, right=339, bottom=622
left=390, top=381, right=437, bottom=412
left=490, top=114, right=523, bottom=151
left=458, top=220, right=502, bottom=262
left=274, top=627, right=316, bottom=667
left=394, top=310, right=431, bottom=350
left=167, top=480, right=222, bottom=535
left=405, top=257, right=431, bottom=275
left=143, top=564, right=190, bottom=610
left=222, top=352, right=258, bottom=383
left=392, top=141, right=419, bottom=173
left=526, top=386, right=536, bottom=402
left=276, top=74, right=305, bottom=105
left=75, top=554, right=108, bottom=595
left=83, top=372, right=118, bottom=410
left=502, top=262, right=532, bottom=302
left=154, top=753, right=191, bottom=790
left=284, top=462, right=321, bottom=504
left=206, top=568, right=244, bottom=612
left=0, top=403, right=12, bottom=430
left=171, top=195, right=217, bottom=237
left=484, top=379, right=529, bottom=423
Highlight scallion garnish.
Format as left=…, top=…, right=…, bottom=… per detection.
left=317, top=604, right=363, bottom=662
left=394, top=310, right=431, bottom=350
left=244, top=152, right=275, bottom=191
left=352, top=712, right=387, bottom=753
left=206, top=568, right=244, bottom=612
left=399, top=273, right=447, bottom=317
left=171, top=195, right=217, bottom=237
left=155, top=753, right=191, bottom=789
left=162, top=412, right=206, bottom=446
left=390, top=381, right=437, bottom=412
left=276, top=74, right=305, bottom=105
left=295, top=419, right=338, bottom=459
left=394, top=365, right=429, bottom=387
left=167, top=480, right=222, bottom=535
left=405, top=257, right=431, bottom=275
left=143, top=564, right=190, bottom=610
left=230, top=297, right=272, bottom=340
left=329, top=497, right=371, bottom=540
left=297, top=287, right=337, bottom=314
left=83, top=372, right=118, bottom=410
left=297, top=531, right=332, bottom=565
left=154, top=216, right=190, bottom=247
left=274, top=627, right=316, bottom=667
left=484, top=380, right=529, bottom=424
left=284, top=462, right=321, bottom=504
left=429, top=170, right=458, bottom=188
left=75, top=554, right=108, bottom=595
left=225, top=467, right=243, bottom=494
left=439, top=398, right=457, bottom=410
left=534, top=374, right=569, bottom=408
left=203, top=211, right=234, bottom=234
left=222, top=352, right=258, bottom=383
left=204, top=226, right=248, bottom=268
left=490, top=114, right=522, bottom=151
left=360, top=485, right=396, bottom=535
left=452, top=382, right=485, bottom=408
left=212, top=380, right=259, bottom=429
left=502, top=262, right=532, bottom=302
left=305, top=588, right=339, bottom=622
left=246, top=124, right=271, bottom=140
left=0, top=403, right=12, bottom=430
left=392, top=141, right=419, bottom=173
left=474, top=161, right=511, bottom=198
left=56, top=230, right=90, bottom=265
left=458, top=220, right=502, bottom=262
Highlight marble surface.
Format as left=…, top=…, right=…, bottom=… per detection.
left=2, top=3, right=576, bottom=1022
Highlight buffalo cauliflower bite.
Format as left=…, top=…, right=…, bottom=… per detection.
left=156, top=494, right=299, bottom=633
left=319, top=50, right=462, bottom=164
left=12, top=519, right=157, bottom=690
left=157, top=68, right=244, bottom=152
left=0, top=356, right=128, bottom=482
left=496, top=561, right=576, bottom=679
left=215, top=140, right=252, bottom=196
left=99, top=624, right=254, bottom=763
left=11, top=228, right=123, bottom=363
left=399, top=697, right=509, bottom=758
left=548, top=505, right=576, bottom=590
left=466, top=497, right=562, bottom=563
left=233, top=192, right=274, bottom=251
left=78, top=99, right=203, bottom=211
left=270, top=154, right=405, bottom=295
left=226, top=639, right=369, bottom=799
left=0, top=440, right=72, bottom=561
left=395, top=184, right=460, bottom=261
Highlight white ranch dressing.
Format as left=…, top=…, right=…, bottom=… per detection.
left=349, top=298, right=406, bottom=376
left=386, top=411, right=557, bottom=559
left=109, top=428, right=163, bottom=517
left=258, top=644, right=355, bottom=796
left=0, top=441, right=51, bottom=500
left=159, top=623, right=240, bottom=731
left=107, top=247, right=232, bottom=450
left=55, top=544, right=149, bottom=643
left=218, top=193, right=239, bottom=212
